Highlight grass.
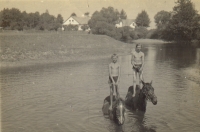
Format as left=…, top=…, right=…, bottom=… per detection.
left=132, top=39, right=170, bottom=45
left=0, top=31, right=132, bottom=68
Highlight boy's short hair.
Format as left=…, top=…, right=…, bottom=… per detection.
left=136, top=43, right=142, bottom=48
left=111, top=54, right=118, bottom=59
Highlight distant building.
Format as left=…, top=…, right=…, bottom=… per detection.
left=62, top=16, right=90, bottom=31
left=115, top=19, right=136, bottom=29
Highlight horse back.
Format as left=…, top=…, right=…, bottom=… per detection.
left=128, top=85, right=140, bottom=95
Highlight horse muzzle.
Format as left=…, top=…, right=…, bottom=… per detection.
left=116, top=103, right=125, bottom=125
left=152, top=97, right=157, bottom=105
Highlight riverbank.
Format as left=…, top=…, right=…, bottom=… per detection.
left=0, top=32, right=132, bottom=69
left=132, top=39, right=171, bottom=45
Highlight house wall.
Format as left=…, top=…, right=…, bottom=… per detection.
left=62, top=16, right=90, bottom=31
left=63, top=17, right=79, bottom=25
left=115, top=22, right=123, bottom=28
left=78, top=25, right=82, bottom=30
left=129, top=22, right=136, bottom=29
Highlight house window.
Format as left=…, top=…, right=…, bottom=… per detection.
left=69, top=20, right=71, bottom=22
left=72, top=20, right=74, bottom=22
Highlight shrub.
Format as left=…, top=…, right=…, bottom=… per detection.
left=63, top=25, right=78, bottom=31
left=81, top=25, right=90, bottom=31
left=134, top=27, right=148, bottom=39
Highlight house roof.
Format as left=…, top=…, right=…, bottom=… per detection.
left=122, top=19, right=135, bottom=26
left=63, top=16, right=90, bottom=25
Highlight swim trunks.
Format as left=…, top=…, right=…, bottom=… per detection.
left=132, top=64, right=142, bottom=72
left=108, top=76, right=118, bottom=84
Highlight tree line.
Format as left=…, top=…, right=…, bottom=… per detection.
left=0, top=8, right=63, bottom=31
left=88, top=7, right=150, bottom=42
left=151, top=0, right=200, bottom=42
left=1, top=0, right=199, bottom=42
left=88, top=0, right=200, bottom=42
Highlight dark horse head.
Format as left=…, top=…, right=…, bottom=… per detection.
left=102, top=96, right=125, bottom=125
left=141, top=80, right=157, bottom=105
left=125, top=80, right=157, bottom=112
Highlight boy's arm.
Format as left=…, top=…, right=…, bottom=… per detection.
left=140, top=53, right=145, bottom=71
left=109, top=64, right=115, bottom=83
left=116, top=65, right=121, bottom=84
left=131, top=54, right=135, bottom=67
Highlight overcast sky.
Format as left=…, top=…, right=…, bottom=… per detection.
left=1, top=0, right=200, bottom=29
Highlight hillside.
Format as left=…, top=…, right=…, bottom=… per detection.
left=0, top=32, right=132, bottom=68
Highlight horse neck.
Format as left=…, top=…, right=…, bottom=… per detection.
left=137, top=89, right=147, bottom=111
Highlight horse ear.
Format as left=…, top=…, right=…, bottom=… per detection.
left=150, top=80, right=153, bottom=85
left=141, top=80, right=145, bottom=85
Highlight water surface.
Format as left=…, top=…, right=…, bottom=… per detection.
left=1, top=43, right=200, bottom=132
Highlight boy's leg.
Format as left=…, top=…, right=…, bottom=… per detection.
left=115, top=84, right=120, bottom=100
left=139, top=71, right=144, bottom=89
left=109, top=84, right=114, bottom=110
left=133, top=71, right=137, bottom=97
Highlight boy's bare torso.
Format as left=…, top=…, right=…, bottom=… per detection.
left=132, top=51, right=144, bottom=65
left=109, top=62, right=120, bottom=76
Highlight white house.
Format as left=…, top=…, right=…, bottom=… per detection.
left=115, top=19, right=136, bottom=29
left=62, top=16, right=90, bottom=31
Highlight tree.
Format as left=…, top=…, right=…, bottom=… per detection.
left=38, top=11, right=56, bottom=30
left=119, top=9, right=127, bottom=19
left=118, top=26, right=132, bottom=42
left=27, top=12, right=40, bottom=29
left=135, top=10, right=150, bottom=27
left=56, top=14, right=63, bottom=24
left=88, top=7, right=121, bottom=40
left=0, top=8, right=23, bottom=29
left=0, top=8, right=64, bottom=31
left=154, top=10, right=171, bottom=29
left=100, top=7, right=119, bottom=24
left=153, top=10, right=171, bottom=39
left=162, top=0, right=200, bottom=41
left=71, top=12, right=77, bottom=16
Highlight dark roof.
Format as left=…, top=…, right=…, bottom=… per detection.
left=71, top=16, right=90, bottom=24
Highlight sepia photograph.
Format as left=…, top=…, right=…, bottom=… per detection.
left=0, top=0, right=200, bottom=131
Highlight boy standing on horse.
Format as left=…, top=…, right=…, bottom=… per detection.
left=131, top=44, right=144, bottom=97
left=108, top=54, right=121, bottom=110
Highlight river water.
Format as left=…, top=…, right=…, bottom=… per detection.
left=1, top=43, right=200, bottom=132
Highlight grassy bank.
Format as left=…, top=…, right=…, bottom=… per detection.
left=0, top=31, right=132, bottom=68
left=132, top=39, right=170, bottom=45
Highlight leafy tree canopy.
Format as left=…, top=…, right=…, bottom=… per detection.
left=135, top=10, right=150, bottom=27
left=162, top=0, right=200, bottom=41
left=0, top=8, right=64, bottom=31
left=120, top=9, right=127, bottom=19
left=88, top=6, right=121, bottom=40
left=154, top=10, right=171, bottom=28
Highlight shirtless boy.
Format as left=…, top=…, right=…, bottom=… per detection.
left=131, top=44, right=144, bottom=97
left=108, top=54, right=121, bottom=110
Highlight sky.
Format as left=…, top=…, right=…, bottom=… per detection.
left=1, top=0, right=200, bottom=29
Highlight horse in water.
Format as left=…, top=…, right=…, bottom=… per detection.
left=125, top=81, right=157, bottom=112
left=102, top=96, right=125, bottom=125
